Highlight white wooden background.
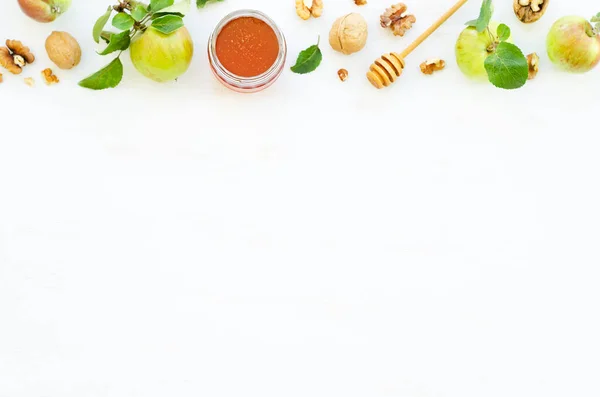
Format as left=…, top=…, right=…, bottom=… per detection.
left=1, top=0, right=600, bottom=396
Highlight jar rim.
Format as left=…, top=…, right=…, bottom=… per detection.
left=208, top=9, right=287, bottom=88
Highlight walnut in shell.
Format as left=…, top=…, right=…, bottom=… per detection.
left=514, top=0, right=549, bottom=24
left=329, top=13, right=368, bottom=55
left=45, top=31, right=81, bottom=70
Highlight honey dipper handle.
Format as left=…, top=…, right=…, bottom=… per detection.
left=400, top=0, right=468, bottom=59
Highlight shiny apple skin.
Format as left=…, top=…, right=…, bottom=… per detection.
left=130, top=27, right=194, bottom=83
left=17, top=0, right=71, bottom=23
left=547, top=16, right=600, bottom=74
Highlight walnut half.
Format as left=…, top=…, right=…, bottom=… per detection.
left=420, top=58, right=445, bottom=75
left=296, top=0, right=323, bottom=20
left=381, top=3, right=416, bottom=37
left=514, top=0, right=549, bottom=24
left=0, top=40, right=35, bottom=75
left=527, top=53, right=539, bottom=80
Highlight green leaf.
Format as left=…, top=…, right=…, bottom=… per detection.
left=151, top=11, right=185, bottom=19
left=112, top=12, right=135, bottom=30
left=93, top=6, right=113, bottom=44
left=131, top=3, right=148, bottom=21
left=98, top=30, right=131, bottom=55
left=497, top=23, right=510, bottom=42
left=196, top=0, right=224, bottom=8
left=162, top=0, right=190, bottom=14
left=592, top=14, right=600, bottom=23
left=484, top=41, right=528, bottom=90
left=149, top=0, right=174, bottom=12
left=99, top=31, right=113, bottom=43
left=290, top=39, right=322, bottom=74
left=466, top=0, right=493, bottom=33
left=78, top=57, right=124, bottom=90
left=151, top=15, right=184, bottom=34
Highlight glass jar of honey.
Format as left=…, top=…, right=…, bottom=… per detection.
left=207, top=10, right=287, bottom=93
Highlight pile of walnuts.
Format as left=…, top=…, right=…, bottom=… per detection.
left=0, top=31, right=82, bottom=86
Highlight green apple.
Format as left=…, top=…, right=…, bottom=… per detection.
left=17, top=0, right=71, bottom=23
left=455, top=22, right=511, bottom=81
left=130, top=26, right=194, bottom=83
left=547, top=16, right=600, bottom=74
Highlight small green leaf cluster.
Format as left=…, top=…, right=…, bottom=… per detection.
left=80, top=0, right=187, bottom=90
left=196, top=0, right=224, bottom=9
left=466, top=0, right=529, bottom=90
left=290, top=37, right=323, bottom=75
left=591, top=12, right=600, bottom=34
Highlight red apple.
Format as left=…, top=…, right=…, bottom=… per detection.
left=547, top=16, right=600, bottom=73
left=17, top=0, right=72, bottom=23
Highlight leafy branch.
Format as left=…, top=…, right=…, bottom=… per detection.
left=591, top=12, right=600, bottom=35
left=466, top=0, right=529, bottom=90
left=79, top=0, right=187, bottom=90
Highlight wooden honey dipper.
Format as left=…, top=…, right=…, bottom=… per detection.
left=367, top=0, right=469, bottom=89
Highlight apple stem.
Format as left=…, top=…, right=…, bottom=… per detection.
left=485, top=27, right=498, bottom=53
left=586, top=23, right=597, bottom=37
left=589, top=14, right=600, bottom=36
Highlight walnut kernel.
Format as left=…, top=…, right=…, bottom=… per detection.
left=514, top=0, right=548, bottom=23
left=381, top=3, right=416, bottom=36
left=0, top=40, right=35, bottom=75
left=45, top=31, right=82, bottom=70
left=24, top=77, right=35, bottom=87
left=527, top=52, right=539, bottom=80
left=420, top=58, right=446, bottom=75
left=329, top=13, right=368, bottom=55
left=354, top=0, right=367, bottom=5
left=296, top=0, right=323, bottom=20
left=338, top=68, right=348, bottom=81
left=42, top=68, right=59, bottom=85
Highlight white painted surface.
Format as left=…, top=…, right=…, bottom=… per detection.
left=1, top=0, right=600, bottom=396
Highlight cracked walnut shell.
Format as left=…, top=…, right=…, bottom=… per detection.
left=0, top=40, right=35, bottom=75
left=296, top=0, right=323, bottom=20
left=329, top=13, right=368, bottom=55
left=381, top=3, right=416, bottom=37
left=514, top=0, right=549, bottom=23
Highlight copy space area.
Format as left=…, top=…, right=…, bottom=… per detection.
left=1, top=1, right=600, bottom=396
